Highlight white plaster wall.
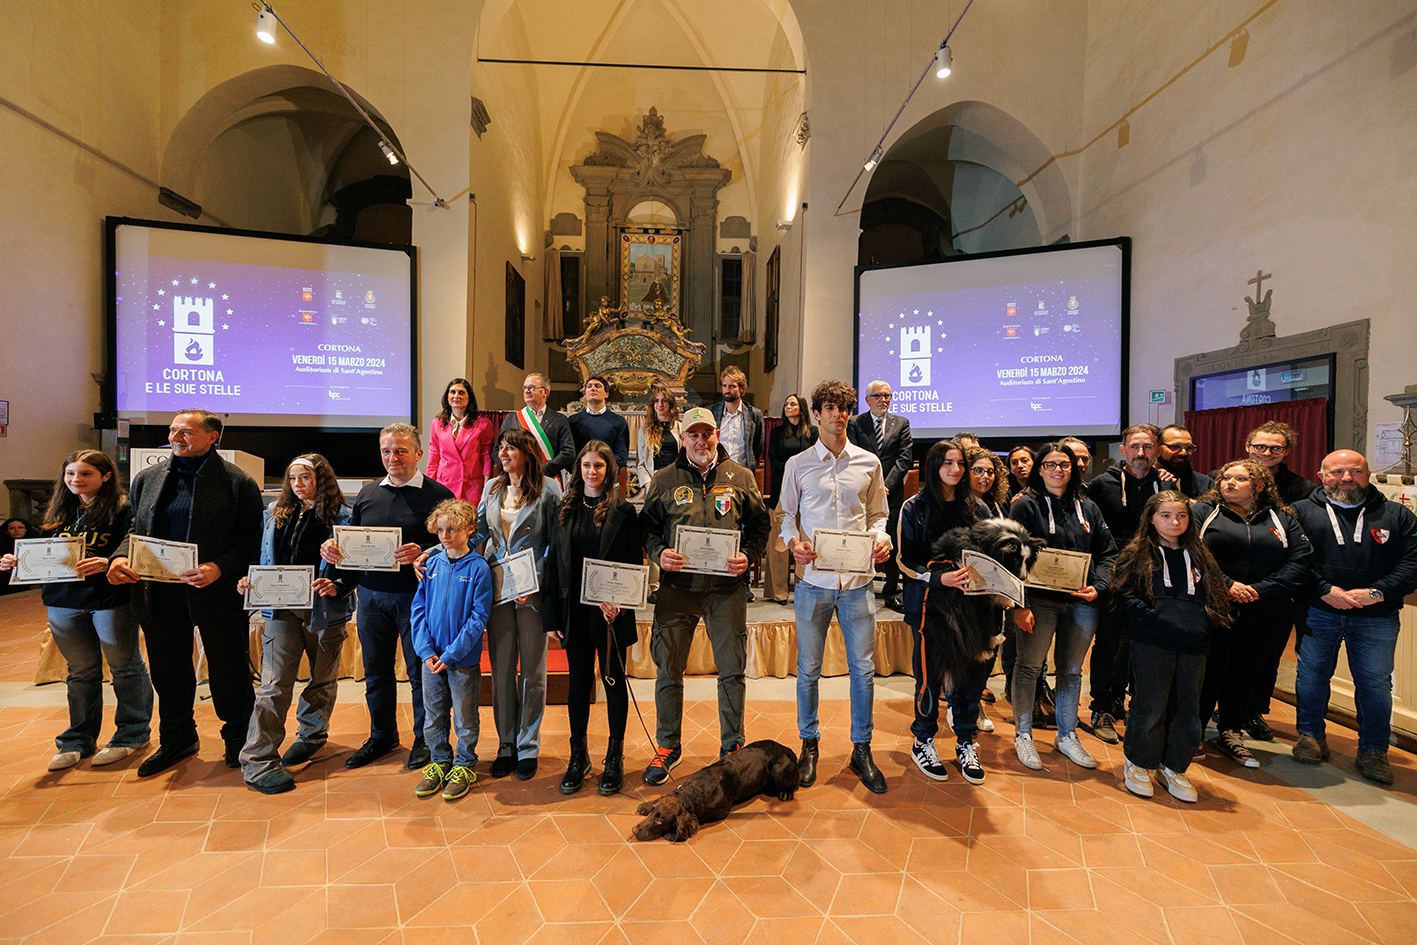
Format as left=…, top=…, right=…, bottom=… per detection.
left=1078, top=0, right=1417, bottom=450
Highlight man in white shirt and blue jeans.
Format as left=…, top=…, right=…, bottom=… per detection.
left=780, top=379, right=893, bottom=793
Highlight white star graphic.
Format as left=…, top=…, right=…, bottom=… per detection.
left=226, top=309, right=233, bottom=315
left=913, top=309, right=919, bottom=315
left=157, top=289, right=165, bottom=296
left=222, top=324, right=230, bottom=330
left=208, top=282, right=216, bottom=288
left=152, top=304, right=159, bottom=310
left=157, top=320, right=166, bottom=326
left=171, top=279, right=179, bottom=286
left=221, top=294, right=228, bottom=300
left=190, top=277, right=198, bottom=284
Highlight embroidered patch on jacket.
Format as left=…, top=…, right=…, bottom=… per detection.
left=674, top=486, right=694, bottom=505
left=715, top=493, right=733, bottom=515
left=1371, top=528, right=1390, bottom=544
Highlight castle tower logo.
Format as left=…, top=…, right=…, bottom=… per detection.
left=173, top=297, right=215, bottom=366
left=900, top=325, right=931, bottom=387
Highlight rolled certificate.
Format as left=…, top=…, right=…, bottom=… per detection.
left=810, top=528, right=876, bottom=576
left=1025, top=548, right=1091, bottom=592
left=581, top=558, right=649, bottom=609
left=674, top=525, right=740, bottom=576
left=129, top=535, right=199, bottom=584
left=332, top=525, right=402, bottom=572
left=10, top=536, right=85, bottom=585
left=493, top=548, right=539, bottom=604
left=962, top=550, right=1027, bottom=608
left=244, top=565, right=315, bottom=611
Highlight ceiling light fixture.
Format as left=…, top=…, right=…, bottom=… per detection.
left=248, top=2, right=447, bottom=206
left=934, top=45, right=953, bottom=79
left=836, top=0, right=976, bottom=213
left=1228, top=29, right=1249, bottom=67
left=255, top=5, right=277, bottom=44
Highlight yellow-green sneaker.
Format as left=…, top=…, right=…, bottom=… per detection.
left=442, top=765, right=476, bottom=801
left=415, top=762, right=449, bottom=797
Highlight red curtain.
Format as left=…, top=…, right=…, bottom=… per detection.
left=1184, top=397, right=1328, bottom=480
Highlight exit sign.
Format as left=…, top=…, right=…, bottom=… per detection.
left=1149, top=390, right=1170, bottom=404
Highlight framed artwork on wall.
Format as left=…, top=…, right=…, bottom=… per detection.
left=620, top=228, right=682, bottom=314
left=764, top=245, right=781, bottom=372
left=505, top=261, right=525, bottom=369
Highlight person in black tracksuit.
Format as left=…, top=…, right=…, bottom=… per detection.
left=1112, top=491, right=1232, bottom=803
left=1086, top=424, right=1210, bottom=736
left=1192, top=459, right=1312, bottom=768
left=1291, top=450, right=1417, bottom=784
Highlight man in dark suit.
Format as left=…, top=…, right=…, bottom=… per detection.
left=709, top=367, right=765, bottom=471
left=501, top=372, right=576, bottom=479
left=847, top=380, right=913, bottom=610
left=109, top=408, right=263, bottom=776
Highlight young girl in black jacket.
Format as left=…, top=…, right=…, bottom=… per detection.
left=1111, top=491, right=1231, bottom=803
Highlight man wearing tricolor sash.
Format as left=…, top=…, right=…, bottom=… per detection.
left=501, top=373, right=576, bottom=480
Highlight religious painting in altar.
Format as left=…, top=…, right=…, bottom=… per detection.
left=620, top=228, right=681, bottom=314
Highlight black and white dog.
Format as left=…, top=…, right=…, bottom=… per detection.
left=922, top=518, right=1043, bottom=689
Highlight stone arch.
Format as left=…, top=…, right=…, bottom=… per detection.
left=161, top=65, right=411, bottom=240
left=862, top=100, right=1071, bottom=262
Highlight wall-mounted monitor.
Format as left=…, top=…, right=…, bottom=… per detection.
left=855, top=238, right=1129, bottom=441
left=106, top=217, right=416, bottom=430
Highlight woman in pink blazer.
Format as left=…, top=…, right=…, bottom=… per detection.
left=427, top=378, right=496, bottom=505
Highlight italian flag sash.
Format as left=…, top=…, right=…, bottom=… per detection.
left=516, top=407, right=555, bottom=463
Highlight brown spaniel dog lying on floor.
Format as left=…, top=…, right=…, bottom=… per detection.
left=632, top=740, right=799, bottom=842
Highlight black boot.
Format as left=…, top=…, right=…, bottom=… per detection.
left=598, top=738, right=624, bottom=796
left=559, top=737, right=592, bottom=795
left=798, top=738, right=819, bottom=788
left=850, top=742, right=887, bottom=794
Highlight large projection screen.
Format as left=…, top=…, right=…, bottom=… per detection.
left=108, top=218, right=416, bottom=430
left=855, top=239, right=1129, bottom=440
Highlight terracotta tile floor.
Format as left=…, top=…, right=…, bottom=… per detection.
left=4, top=589, right=1417, bottom=943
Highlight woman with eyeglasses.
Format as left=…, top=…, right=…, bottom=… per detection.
left=962, top=447, right=1010, bottom=726
left=765, top=393, right=817, bottom=604
left=1008, top=442, right=1118, bottom=771
left=897, top=440, right=988, bottom=783
left=1191, top=459, right=1311, bottom=767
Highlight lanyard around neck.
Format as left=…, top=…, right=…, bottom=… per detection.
left=1325, top=503, right=1365, bottom=545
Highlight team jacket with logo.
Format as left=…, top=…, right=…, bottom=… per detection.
left=1293, top=486, right=1417, bottom=617
left=641, top=445, right=770, bottom=594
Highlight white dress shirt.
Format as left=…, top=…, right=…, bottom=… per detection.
left=380, top=471, right=426, bottom=489
left=719, top=405, right=748, bottom=465
left=779, top=439, right=890, bottom=590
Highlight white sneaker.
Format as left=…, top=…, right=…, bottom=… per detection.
left=1054, top=732, right=1097, bottom=769
left=955, top=742, right=986, bottom=785
left=1158, top=766, right=1198, bottom=803
left=1014, top=733, right=1045, bottom=771
left=976, top=705, right=995, bottom=733
left=1122, top=759, right=1154, bottom=798
left=911, top=738, right=949, bottom=781
left=93, top=744, right=145, bottom=766
left=48, top=751, right=83, bottom=771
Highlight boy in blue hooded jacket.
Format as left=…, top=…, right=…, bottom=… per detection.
left=412, top=499, right=494, bottom=800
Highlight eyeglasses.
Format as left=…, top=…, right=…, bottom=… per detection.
left=1164, top=443, right=1198, bottom=454
left=521, top=385, right=543, bottom=393
left=867, top=393, right=891, bottom=400
left=1040, top=461, right=1072, bottom=471
left=1248, top=444, right=1286, bottom=454
left=970, top=466, right=995, bottom=476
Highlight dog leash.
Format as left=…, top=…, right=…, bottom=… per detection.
left=602, top=608, right=672, bottom=785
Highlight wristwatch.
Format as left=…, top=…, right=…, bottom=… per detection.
left=1369, top=588, right=1385, bottom=602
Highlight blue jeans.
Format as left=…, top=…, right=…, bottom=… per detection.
left=794, top=582, right=876, bottom=745
left=1012, top=596, right=1098, bottom=738
left=47, top=605, right=153, bottom=754
left=357, top=589, right=424, bottom=745
left=1296, top=607, right=1401, bottom=752
left=422, top=663, right=482, bottom=768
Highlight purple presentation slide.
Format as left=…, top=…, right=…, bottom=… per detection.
left=114, top=256, right=412, bottom=423
left=856, top=276, right=1123, bottom=437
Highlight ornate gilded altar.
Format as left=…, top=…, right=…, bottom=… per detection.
left=563, top=297, right=706, bottom=398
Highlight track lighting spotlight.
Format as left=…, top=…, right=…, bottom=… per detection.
left=379, top=141, right=399, bottom=165
left=1228, top=29, right=1249, bottom=67
left=1117, top=118, right=1130, bottom=148
left=934, top=45, right=953, bottom=79
left=776, top=220, right=793, bottom=231
left=255, top=5, right=276, bottom=44
left=864, top=146, right=884, bottom=172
